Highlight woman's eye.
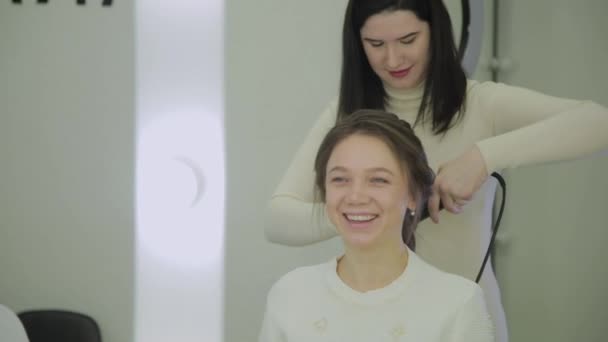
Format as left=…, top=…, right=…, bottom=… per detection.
left=401, top=38, right=415, bottom=45
left=371, top=177, right=389, bottom=184
left=370, top=41, right=383, bottom=48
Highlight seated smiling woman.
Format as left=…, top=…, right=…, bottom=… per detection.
left=259, top=109, right=495, bottom=342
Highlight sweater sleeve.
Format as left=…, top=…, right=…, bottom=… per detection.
left=265, top=100, right=339, bottom=246
left=446, top=286, right=495, bottom=342
left=474, top=82, right=608, bottom=173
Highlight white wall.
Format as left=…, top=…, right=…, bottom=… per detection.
left=492, top=1, right=608, bottom=341
left=0, top=2, right=134, bottom=342
left=224, top=1, right=347, bottom=340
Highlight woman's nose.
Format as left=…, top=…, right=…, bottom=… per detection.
left=386, top=44, right=402, bottom=69
left=345, top=182, right=369, bottom=204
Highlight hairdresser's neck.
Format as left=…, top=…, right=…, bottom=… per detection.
left=338, top=239, right=408, bottom=292
left=383, top=80, right=425, bottom=97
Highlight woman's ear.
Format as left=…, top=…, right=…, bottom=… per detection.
left=406, top=191, right=418, bottom=212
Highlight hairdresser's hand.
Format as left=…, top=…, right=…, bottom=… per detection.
left=428, top=145, right=489, bottom=223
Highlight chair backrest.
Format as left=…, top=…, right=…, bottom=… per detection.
left=18, top=310, right=101, bottom=342
left=0, top=304, right=30, bottom=342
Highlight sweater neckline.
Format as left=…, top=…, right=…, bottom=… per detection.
left=324, top=247, right=420, bottom=306
left=383, top=82, right=425, bottom=118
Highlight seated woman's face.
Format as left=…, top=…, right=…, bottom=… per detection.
left=324, top=133, right=413, bottom=250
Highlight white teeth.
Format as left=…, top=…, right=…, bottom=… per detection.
left=346, top=214, right=376, bottom=222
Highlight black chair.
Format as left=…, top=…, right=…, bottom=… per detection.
left=18, top=310, right=102, bottom=342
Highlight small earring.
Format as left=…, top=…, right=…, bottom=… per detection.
left=407, top=208, right=416, bottom=217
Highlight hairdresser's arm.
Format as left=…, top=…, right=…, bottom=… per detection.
left=265, top=101, right=339, bottom=246
left=429, top=83, right=608, bottom=221
left=476, top=82, right=608, bottom=173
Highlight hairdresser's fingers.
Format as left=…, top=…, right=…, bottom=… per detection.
left=453, top=196, right=469, bottom=207
left=438, top=183, right=462, bottom=214
left=434, top=145, right=489, bottom=210
left=427, top=187, right=442, bottom=223
left=450, top=182, right=475, bottom=204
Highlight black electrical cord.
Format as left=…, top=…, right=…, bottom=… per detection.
left=419, top=172, right=506, bottom=284
left=475, top=172, right=505, bottom=283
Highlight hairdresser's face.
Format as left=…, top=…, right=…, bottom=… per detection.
left=325, top=134, right=414, bottom=250
left=360, top=10, right=430, bottom=90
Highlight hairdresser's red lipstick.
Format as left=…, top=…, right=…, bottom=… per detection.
left=389, top=66, right=412, bottom=78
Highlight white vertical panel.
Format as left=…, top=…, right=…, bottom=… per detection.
left=135, top=1, right=225, bottom=341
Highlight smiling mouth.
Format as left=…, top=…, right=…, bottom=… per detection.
left=343, top=214, right=378, bottom=223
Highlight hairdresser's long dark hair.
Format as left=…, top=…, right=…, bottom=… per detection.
left=338, top=0, right=467, bottom=134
